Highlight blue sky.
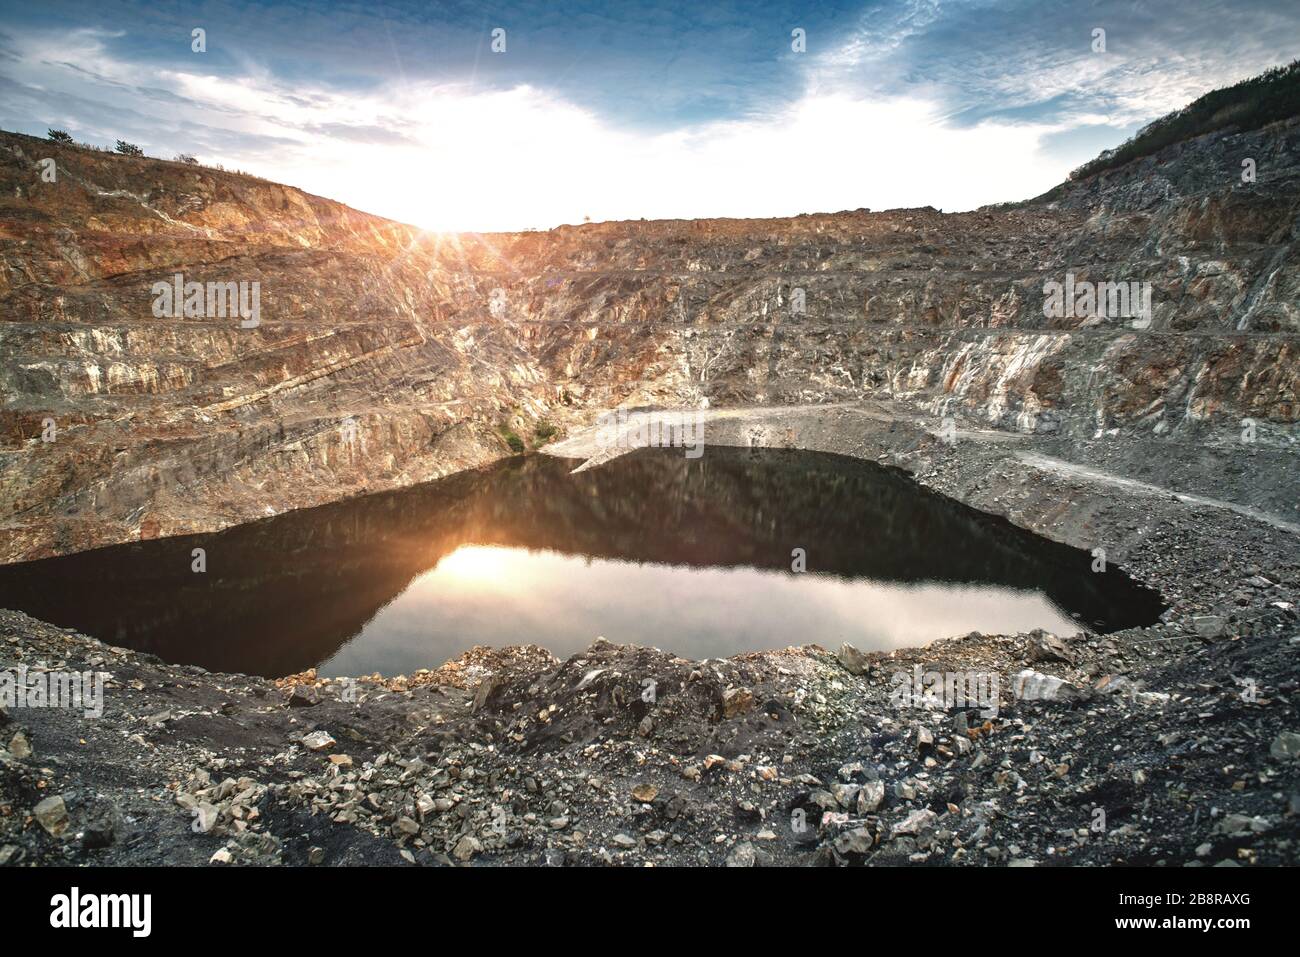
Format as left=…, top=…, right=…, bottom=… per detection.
left=1, top=0, right=1297, bottom=230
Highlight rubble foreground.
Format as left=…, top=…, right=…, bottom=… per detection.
left=2, top=415, right=1297, bottom=867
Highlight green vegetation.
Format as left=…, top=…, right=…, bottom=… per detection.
left=114, top=139, right=144, bottom=157
left=47, top=129, right=73, bottom=144
left=533, top=420, right=558, bottom=442
left=1069, top=59, right=1300, bottom=182
left=499, top=426, right=525, bottom=454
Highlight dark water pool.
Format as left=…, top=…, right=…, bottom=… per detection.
left=0, top=447, right=1164, bottom=678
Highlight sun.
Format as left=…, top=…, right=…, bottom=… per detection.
left=435, top=545, right=511, bottom=583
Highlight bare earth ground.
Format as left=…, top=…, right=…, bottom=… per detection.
left=1, top=404, right=1297, bottom=867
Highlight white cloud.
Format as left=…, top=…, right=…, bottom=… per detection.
left=31, top=75, right=1072, bottom=229
left=0, top=26, right=1127, bottom=230
left=255, top=84, right=1075, bottom=230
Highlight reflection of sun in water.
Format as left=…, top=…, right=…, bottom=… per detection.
left=435, top=545, right=512, bottom=584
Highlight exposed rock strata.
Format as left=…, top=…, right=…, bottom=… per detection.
left=2, top=118, right=1298, bottom=561
left=0, top=105, right=1298, bottom=869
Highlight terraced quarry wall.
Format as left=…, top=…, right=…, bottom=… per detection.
left=1, top=117, right=1297, bottom=562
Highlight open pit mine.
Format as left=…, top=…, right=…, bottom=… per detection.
left=0, top=84, right=1297, bottom=869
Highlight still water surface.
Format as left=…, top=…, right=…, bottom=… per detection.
left=0, top=448, right=1164, bottom=678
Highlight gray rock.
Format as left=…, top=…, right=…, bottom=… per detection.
left=1028, top=631, right=1075, bottom=664
left=192, top=802, right=219, bottom=834
left=452, top=836, right=482, bottom=861
left=471, top=675, right=503, bottom=713
left=891, top=808, right=938, bottom=839
left=857, top=780, right=886, bottom=814
left=808, top=789, right=839, bottom=812
left=1269, top=732, right=1300, bottom=761
left=219, top=831, right=282, bottom=865
left=1214, top=814, right=1269, bottom=836
left=830, top=782, right=861, bottom=808
left=33, top=796, right=69, bottom=837
left=288, top=685, right=320, bottom=707
left=302, top=730, right=336, bottom=751
left=7, top=730, right=31, bottom=760
left=837, top=761, right=866, bottom=782
left=726, top=841, right=757, bottom=867
left=831, top=828, right=874, bottom=860
left=836, top=642, right=871, bottom=676
left=81, top=799, right=122, bottom=849
left=1193, top=616, right=1227, bottom=639
left=1011, top=669, right=1079, bottom=703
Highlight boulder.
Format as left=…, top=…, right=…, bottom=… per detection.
left=837, top=642, right=871, bottom=676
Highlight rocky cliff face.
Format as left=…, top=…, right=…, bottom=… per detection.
left=1, top=115, right=1297, bottom=561
left=0, top=134, right=555, bottom=560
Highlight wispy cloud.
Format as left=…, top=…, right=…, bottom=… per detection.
left=0, top=26, right=1063, bottom=229
left=2, top=2, right=1297, bottom=230
left=809, top=0, right=1300, bottom=130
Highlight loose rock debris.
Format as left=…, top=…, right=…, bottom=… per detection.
left=1, top=581, right=1297, bottom=866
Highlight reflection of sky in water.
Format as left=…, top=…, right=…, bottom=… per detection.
left=318, top=544, right=1082, bottom=677
left=0, top=447, right=1162, bottom=678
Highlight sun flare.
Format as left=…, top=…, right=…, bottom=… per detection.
left=435, top=545, right=512, bottom=583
